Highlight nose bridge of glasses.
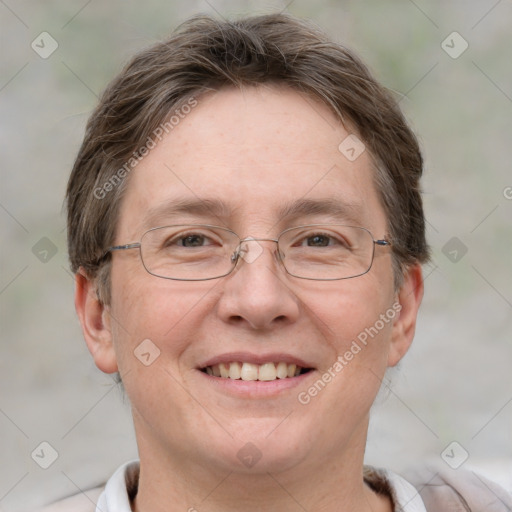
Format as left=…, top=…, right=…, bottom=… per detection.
left=235, top=236, right=280, bottom=265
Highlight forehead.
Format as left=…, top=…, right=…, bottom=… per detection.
left=117, top=85, right=386, bottom=237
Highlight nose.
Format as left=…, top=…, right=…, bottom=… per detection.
left=216, top=239, right=301, bottom=330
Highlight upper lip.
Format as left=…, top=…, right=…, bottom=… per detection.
left=198, top=352, right=315, bottom=369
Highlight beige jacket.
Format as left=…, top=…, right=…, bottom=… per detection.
left=405, top=465, right=512, bottom=511
left=36, top=464, right=512, bottom=511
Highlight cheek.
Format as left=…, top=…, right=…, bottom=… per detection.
left=109, top=272, right=219, bottom=372
left=302, top=271, right=395, bottom=352
left=295, top=305, right=394, bottom=443
left=296, top=273, right=396, bottom=403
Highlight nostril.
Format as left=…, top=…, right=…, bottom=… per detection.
left=227, top=315, right=245, bottom=326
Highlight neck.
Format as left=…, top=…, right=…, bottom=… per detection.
left=132, top=423, right=392, bottom=512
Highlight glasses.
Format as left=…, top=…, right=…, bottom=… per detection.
left=105, top=224, right=391, bottom=281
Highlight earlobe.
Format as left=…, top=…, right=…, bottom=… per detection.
left=74, top=269, right=118, bottom=374
left=387, top=264, right=424, bottom=367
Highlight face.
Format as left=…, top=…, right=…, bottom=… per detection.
left=78, top=85, right=423, bottom=477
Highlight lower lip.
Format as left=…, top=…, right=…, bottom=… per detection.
left=196, top=369, right=315, bottom=398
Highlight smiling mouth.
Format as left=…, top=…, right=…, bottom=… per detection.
left=201, top=362, right=313, bottom=381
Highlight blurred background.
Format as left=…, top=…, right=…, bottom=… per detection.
left=1, top=0, right=511, bottom=509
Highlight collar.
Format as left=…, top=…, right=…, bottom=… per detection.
left=384, top=470, right=428, bottom=511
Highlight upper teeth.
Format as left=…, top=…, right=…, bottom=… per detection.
left=204, top=362, right=302, bottom=381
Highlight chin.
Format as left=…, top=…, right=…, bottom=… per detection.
left=205, top=421, right=314, bottom=475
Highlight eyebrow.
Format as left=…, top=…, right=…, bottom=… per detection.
left=142, top=198, right=233, bottom=230
left=142, top=197, right=364, bottom=230
left=276, top=198, right=364, bottom=225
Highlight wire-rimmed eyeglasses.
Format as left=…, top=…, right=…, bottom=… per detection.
left=105, top=224, right=391, bottom=281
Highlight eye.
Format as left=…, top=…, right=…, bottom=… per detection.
left=161, top=230, right=219, bottom=249
left=178, top=234, right=211, bottom=247
left=296, top=231, right=349, bottom=248
left=305, top=234, right=332, bottom=247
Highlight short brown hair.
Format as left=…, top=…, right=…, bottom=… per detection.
left=66, top=13, right=429, bottom=302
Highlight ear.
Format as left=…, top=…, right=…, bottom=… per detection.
left=387, top=264, right=424, bottom=367
left=74, top=269, right=118, bottom=374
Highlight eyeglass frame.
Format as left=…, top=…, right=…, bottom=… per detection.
left=103, top=223, right=392, bottom=281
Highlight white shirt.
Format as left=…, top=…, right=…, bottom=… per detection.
left=95, top=461, right=426, bottom=512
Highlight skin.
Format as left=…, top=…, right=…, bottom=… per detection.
left=75, top=85, right=423, bottom=512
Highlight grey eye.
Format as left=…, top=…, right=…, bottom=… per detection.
left=179, top=234, right=207, bottom=247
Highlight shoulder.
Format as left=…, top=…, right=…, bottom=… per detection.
left=365, top=463, right=512, bottom=511
left=403, top=464, right=512, bottom=511
left=33, top=486, right=104, bottom=512
left=33, top=460, right=139, bottom=512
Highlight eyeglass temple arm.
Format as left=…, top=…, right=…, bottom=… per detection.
left=107, top=243, right=141, bottom=253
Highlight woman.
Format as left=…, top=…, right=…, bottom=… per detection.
left=48, top=13, right=511, bottom=511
